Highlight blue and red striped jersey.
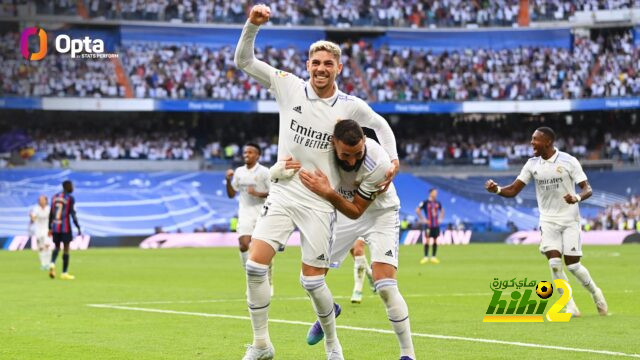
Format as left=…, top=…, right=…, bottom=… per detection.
left=50, top=192, right=76, bottom=234
left=419, top=199, right=442, bottom=228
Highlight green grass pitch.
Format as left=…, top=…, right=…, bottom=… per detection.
left=1, top=244, right=639, bottom=359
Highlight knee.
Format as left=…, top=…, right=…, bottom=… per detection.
left=300, top=273, right=325, bottom=292
left=371, top=262, right=397, bottom=282
left=564, top=256, right=581, bottom=266
left=245, top=259, right=269, bottom=280
left=239, top=243, right=249, bottom=252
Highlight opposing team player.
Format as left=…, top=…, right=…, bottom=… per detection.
left=225, top=143, right=272, bottom=293
left=416, top=188, right=444, bottom=264
left=29, top=195, right=52, bottom=270
left=485, top=127, right=607, bottom=316
left=235, top=5, right=399, bottom=360
left=48, top=180, right=81, bottom=280
left=277, top=120, right=415, bottom=360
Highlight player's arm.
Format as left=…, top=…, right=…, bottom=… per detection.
left=247, top=186, right=268, bottom=198
left=70, top=198, right=81, bottom=234
left=225, top=169, right=236, bottom=198
left=29, top=209, right=36, bottom=223
left=234, top=4, right=276, bottom=88
left=48, top=203, right=54, bottom=230
left=485, top=178, right=526, bottom=198
left=299, top=169, right=372, bottom=219
left=351, top=99, right=399, bottom=190
left=564, top=158, right=592, bottom=204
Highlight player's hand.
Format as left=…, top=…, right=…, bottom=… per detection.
left=299, top=169, right=332, bottom=198
left=225, top=169, right=234, bottom=180
left=76, top=227, right=81, bottom=235
left=249, top=4, right=271, bottom=26
left=48, top=230, right=52, bottom=237
left=378, top=159, right=399, bottom=192
left=485, top=179, right=499, bottom=193
left=247, top=186, right=257, bottom=196
left=563, top=194, right=579, bottom=204
left=283, top=156, right=301, bottom=172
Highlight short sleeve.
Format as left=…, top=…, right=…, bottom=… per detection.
left=570, top=157, right=588, bottom=184
left=517, top=160, right=534, bottom=185
left=356, top=161, right=391, bottom=201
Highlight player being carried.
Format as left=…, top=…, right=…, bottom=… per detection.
left=225, top=143, right=273, bottom=294
left=275, top=120, right=415, bottom=360
left=235, top=5, right=400, bottom=360
left=30, top=195, right=52, bottom=270
left=485, top=127, right=607, bottom=317
left=48, top=180, right=81, bottom=280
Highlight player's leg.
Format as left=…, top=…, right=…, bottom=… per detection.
left=420, top=225, right=429, bottom=264
left=541, top=221, right=580, bottom=316
left=36, top=235, right=48, bottom=269
left=238, top=235, right=251, bottom=268
left=60, top=235, right=74, bottom=280
left=370, top=209, right=415, bottom=360
left=298, top=210, right=342, bottom=359
left=242, top=199, right=291, bottom=360
left=372, top=263, right=415, bottom=360
left=351, top=238, right=368, bottom=303
left=562, top=224, right=607, bottom=315
left=49, top=235, right=61, bottom=279
left=429, top=228, right=440, bottom=264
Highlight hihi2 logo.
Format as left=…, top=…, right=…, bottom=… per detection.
left=483, top=277, right=573, bottom=322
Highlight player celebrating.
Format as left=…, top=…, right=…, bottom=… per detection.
left=416, top=188, right=444, bottom=264
left=48, top=180, right=81, bottom=280
left=485, top=127, right=607, bottom=317
left=225, top=143, right=272, bottom=292
left=30, top=195, right=52, bottom=270
left=294, top=120, right=415, bottom=360
left=235, top=5, right=399, bottom=360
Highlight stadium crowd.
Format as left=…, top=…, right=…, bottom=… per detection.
left=586, top=195, right=640, bottom=231
left=4, top=28, right=640, bottom=102
left=18, top=1, right=640, bottom=27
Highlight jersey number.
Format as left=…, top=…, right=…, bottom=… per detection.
left=54, top=203, right=63, bottom=221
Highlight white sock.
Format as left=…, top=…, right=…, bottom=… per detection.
left=567, top=262, right=598, bottom=294
left=375, top=279, right=415, bottom=359
left=548, top=258, right=578, bottom=309
left=39, top=250, right=48, bottom=267
left=353, top=255, right=367, bottom=293
left=240, top=251, right=249, bottom=269
left=245, top=260, right=271, bottom=349
left=300, top=274, right=341, bottom=354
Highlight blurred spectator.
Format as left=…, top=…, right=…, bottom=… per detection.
left=586, top=195, right=640, bottom=230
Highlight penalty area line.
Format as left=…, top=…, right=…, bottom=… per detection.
left=87, top=303, right=640, bottom=358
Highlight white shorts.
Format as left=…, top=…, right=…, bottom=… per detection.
left=237, top=211, right=259, bottom=237
left=539, top=220, right=582, bottom=256
left=329, top=207, right=400, bottom=269
left=33, top=233, right=52, bottom=249
left=252, top=193, right=336, bottom=268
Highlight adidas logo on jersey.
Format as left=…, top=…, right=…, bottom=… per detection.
left=385, top=250, right=393, bottom=257
left=293, top=105, right=302, bottom=114
left=316, top=254, right=325, bottom=260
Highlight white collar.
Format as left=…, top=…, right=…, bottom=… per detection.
left=305, top=81, right=339, bottom=105
left=541, top=148, right=559, bottom=163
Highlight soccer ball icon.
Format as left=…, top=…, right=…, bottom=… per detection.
left=536, top=281, right=554, bottom=299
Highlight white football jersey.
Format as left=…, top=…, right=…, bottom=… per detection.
left=30, top=205, right=50, bottom=236
left=231, top=163, right=270, bottom=218
left=516, top=149, right=588, bottom=223
left=268, top=71, right=398, bottom=212
left=234, top=22, right=398, bottom=213
left=336, top=138, right=400, bottom=211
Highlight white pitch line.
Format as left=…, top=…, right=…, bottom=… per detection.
left=87, top=303, right=640, bottom=358
left=96, top=292, right=490, bottom=306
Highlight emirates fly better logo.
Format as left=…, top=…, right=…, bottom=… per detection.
left=20, top=27, right=47, bottom=61
left=19, top=27, right=118, bottom=61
